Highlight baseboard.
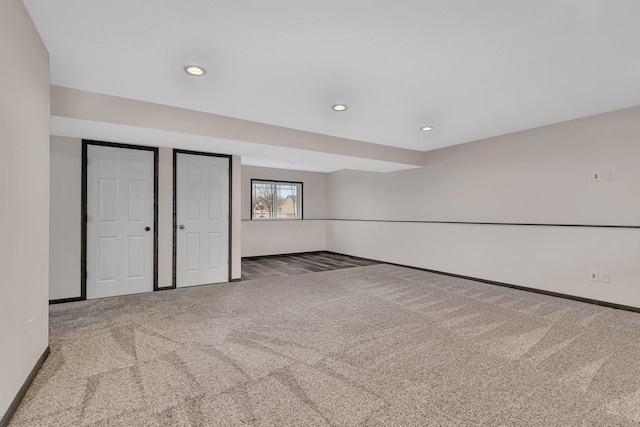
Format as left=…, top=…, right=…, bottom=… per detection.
left=242, top=250, right=336, bottom=260
left=326, top=251, right=640, bottom=314
left=1, top=346, right=50, bottom=427
left=49, top=296, right=83, bottom=304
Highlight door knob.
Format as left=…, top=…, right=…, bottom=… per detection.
left=145, top=227, right=151, bottom=231
left=179, top=224, right=185, bottom=229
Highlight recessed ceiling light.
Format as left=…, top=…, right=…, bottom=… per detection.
left=420, top=126, right=433, bottom=132
left=184, top=65, right=206, bottom=76
left=332, top=104, right=347, bottom=112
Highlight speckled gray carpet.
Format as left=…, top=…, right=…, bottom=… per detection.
left=10, top=264, right=640, bottom=426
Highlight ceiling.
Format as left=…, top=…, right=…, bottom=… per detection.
left=24, top=0, right=640, bottom=171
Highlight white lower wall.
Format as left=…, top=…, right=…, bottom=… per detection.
left=327, top=220, right=640, bottom=308
left=242, top=220, right=326, bottom=257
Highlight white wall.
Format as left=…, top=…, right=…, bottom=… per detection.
left=243, top=220, right=327, bottom=257
left=48, top=141, right=242, bottom=299
left=242, top=166, right=327, bottom=257
left=327, top=106, right=640, bottom=308
left=0, top=0, right=50, bottom=418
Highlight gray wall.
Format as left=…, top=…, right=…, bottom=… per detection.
left=327, top=106, right=640, bottom=308
left=48, top=138, right=242, bottom=299
left=0, top=0, right=50, bottom=417
left=241, top=166, right=328, bottom=257
left=157, top=148, right=174, bottom=288
left=51, top=86, right=423, bottom=168
left=49, top=137, right=82, bottom=299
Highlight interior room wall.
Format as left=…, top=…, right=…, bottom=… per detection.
left=51, top=86, right=423, bottom=168
left=232, top=156, right=242, bottom=277
left=327, top=106, right=640, bottom=308
left=0, top=0, right=50, bottom=419
left=49, top=137, right=82, bottom=299
left=157, top=148, right=173, bottom=288
left=242, top=166, right=328, bottom=257
left=48, top=139, right=242, bottom=299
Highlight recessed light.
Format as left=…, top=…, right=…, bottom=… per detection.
left=184, top=65, right=206, bottom=76
left=420, top=126, right=433, bottom=132
left=332, top=104, right=347, bottom=111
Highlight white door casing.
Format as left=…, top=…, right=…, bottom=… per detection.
left=176, top=153, right=229, bottom=287
left=86, top=144, right=155, bottom=299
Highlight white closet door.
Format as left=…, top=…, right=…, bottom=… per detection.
left=87, top=144, right=155, bottom=299
left=176, top=153, right=229, bottom=287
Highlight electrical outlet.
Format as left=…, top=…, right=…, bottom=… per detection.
left=589, top=271, right=599, bottom=281
left=592, top=172, right=601, bottom=182
left=606, top=171, right=616, bottom=181
left=600, top=272, right=610, bottom=283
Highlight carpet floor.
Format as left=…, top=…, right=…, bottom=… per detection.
left=9, top=264, right=640, bottom=426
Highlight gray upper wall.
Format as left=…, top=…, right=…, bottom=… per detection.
left=50, top=85, right=424, bottom=168
left=241, top=166, right=328, bottom=220
left=329, top=105, right=640, bottom=226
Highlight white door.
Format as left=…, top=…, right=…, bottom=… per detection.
left=176, top=153, right=229, bottom=287
left=87, top=144, right=155, bottom=299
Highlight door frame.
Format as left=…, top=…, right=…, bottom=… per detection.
left=172, top=149, right=233, bottom=288
left=81, top=140, right=160, bottom=300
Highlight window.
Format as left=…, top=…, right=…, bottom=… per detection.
left=251, top=180, right=302, bottom=219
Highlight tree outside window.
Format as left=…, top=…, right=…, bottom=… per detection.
left=251, top=180, right=302, bottom=219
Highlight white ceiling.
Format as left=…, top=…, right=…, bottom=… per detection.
left=24, top=0, right=640, bottom=169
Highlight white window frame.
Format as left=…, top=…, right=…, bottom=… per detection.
left=251, top=179, right=303, bottom=220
